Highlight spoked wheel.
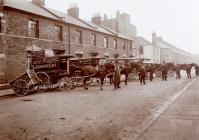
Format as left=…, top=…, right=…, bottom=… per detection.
left=128, top=73, right=134, bottom=80
left=81, top=77, right=93, bottom=86
left=90, top=78, right=100, bottom=86
left=58, top=77, right=73, bottom=90
left=71, top=77, right=81, bottom=88
left=129, top=72, right=137, bottom=80
left=12, top=79, right=29, bottom=96
left=36, top=72, right=50, bottom=92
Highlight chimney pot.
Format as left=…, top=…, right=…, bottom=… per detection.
left=91, top=14, right=102, bottom=25
left=32, top=0, right=45, bottom=6
left=67, top=4, right=79, bottom=18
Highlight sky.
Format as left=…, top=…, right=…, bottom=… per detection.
left=43, top=0, right=199, bottom=55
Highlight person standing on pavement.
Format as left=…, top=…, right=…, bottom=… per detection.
left=113, top=61, right=121, bottom=89
left=161, top=61, right=168, bottom=81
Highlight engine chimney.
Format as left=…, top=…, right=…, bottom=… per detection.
left=32, top=0, right=45, bottom=6
left=91, top=13, right=102, bottom=25
left=67, top=4, right=79, bottom=18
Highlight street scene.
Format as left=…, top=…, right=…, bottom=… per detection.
left=0, top=71, right=198, bottom=140
left=1, top=0, right=199, bottom=140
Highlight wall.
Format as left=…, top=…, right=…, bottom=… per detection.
left=0, top=8, right=133, bottom=83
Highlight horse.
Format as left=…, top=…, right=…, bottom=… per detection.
left=180, top=63, right=196, bottom=79
left=70, top=63, right=115, bottom=90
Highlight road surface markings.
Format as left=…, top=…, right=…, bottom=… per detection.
left=132, top=79, right=196, bottom=140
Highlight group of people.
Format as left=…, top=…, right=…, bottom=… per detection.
left=111, top=61, right=199, bottom=89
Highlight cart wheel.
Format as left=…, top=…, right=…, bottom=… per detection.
left=58, top=77, right=73, bottom=90
left=81, top=77, right=93, bottom=86
left=128, top=73, right=134, bottom=80
left=12, top=79, right=29, bottom=96
left=71, top=77, right=80, bottom=88
left=36, top=72, right=50, bottom=91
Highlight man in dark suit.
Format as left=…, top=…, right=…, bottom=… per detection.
left=139, top=65, right=146, bottom=85
left=161, top=61, right=168, bottom=81
left=113, top=61, right=121, bottom=89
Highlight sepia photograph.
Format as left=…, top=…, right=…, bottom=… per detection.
left=0, top=0, right=199, bottom=139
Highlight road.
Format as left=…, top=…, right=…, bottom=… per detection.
left=0, top=71, right=197, bottom=140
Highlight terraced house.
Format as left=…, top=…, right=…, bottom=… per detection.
left=0, top=0, right=134, bottom=83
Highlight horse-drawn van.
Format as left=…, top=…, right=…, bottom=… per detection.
left=10, top=50, right=74, bottom=96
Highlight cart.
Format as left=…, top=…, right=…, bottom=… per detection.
left=69, top=57, right=106, bottom=87
left=10, top=50, right=74, bottom=96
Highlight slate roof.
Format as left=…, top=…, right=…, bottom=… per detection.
left=3, top=0, right=59, bottom=20
left=2, top=0, right=132, bottom=40
left=132, top=37, right=152, bottom=46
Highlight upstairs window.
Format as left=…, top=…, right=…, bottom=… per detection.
left=114, top=39, right=117, bottom=49
left=55, top=25, right=63, bottom=41
left=122, top=41, right=126, bottom=50
left=91, top=34, right=96, bottom=46
left=104, top=37, right=108, bottom=48
left=28, top=20, right=39, bottom=38
left=76, top=30, right=82, bottom=44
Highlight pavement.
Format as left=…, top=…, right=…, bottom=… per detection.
left=138, top=78, right=199, bottom=140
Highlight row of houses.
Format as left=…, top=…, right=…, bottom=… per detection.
left=0, top=0, right=195, bottom=83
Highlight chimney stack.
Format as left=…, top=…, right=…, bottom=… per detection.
left=32, top=0, right=45, bottom=6
left=91, top=13, right=102, bottom=25
left=67, top=4, right=79, bottom=18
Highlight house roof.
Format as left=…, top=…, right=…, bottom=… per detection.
left=2, top=0, right=132, bottom=40
left=3, top=0, right=59, bottom=20
left=133, top=37, right=152, bottom=46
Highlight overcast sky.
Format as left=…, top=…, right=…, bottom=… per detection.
left=43, top=0, right=199, bottom=55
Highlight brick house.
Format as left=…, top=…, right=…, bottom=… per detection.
left=0, top=0, right=134, bottom=83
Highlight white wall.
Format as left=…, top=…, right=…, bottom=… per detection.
left=143, top=45, right=154, bottom=62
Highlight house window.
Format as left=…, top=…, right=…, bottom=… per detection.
left=139, top=46, right=144, bottom=55
left=104, top=37, right=108, bottom=48
left=55, top=25, right=63, bottom=41
left=76, top=30, right=82, bottom=44
left=91, top=34, right=96, bottom=46
left=28, top=20, right=39, bottom=38
left=122, top=41, right=126, bottom=50
left=114, top=39, right=117, bottom=49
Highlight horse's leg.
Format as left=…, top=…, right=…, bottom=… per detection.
left=100, top=76, right=104, bottom=90
left=109, top=76, right=113, bottom=85
left=83, top=77, right=88, bottom=90
left=125, top=74, right=128, bottom=85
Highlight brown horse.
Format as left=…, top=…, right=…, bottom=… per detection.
left=70, top=63, right=115, bottom=90
left=180, top=63, right=196, bottom=79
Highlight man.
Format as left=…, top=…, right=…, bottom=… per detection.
left=139, top=64, right=146, bottom=85
left=186, top=64, right=192, bottom=79
left=175, top=64, right=181, bottom=79
left=148, top=64, right=154, bottom=81
left=161, top=61, right=168, bottom=81
left=123, top=60, right=131, bottom=85
left=195, top=64, right=199, bottom=77
left=113, top=61, right=121, bottom=89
